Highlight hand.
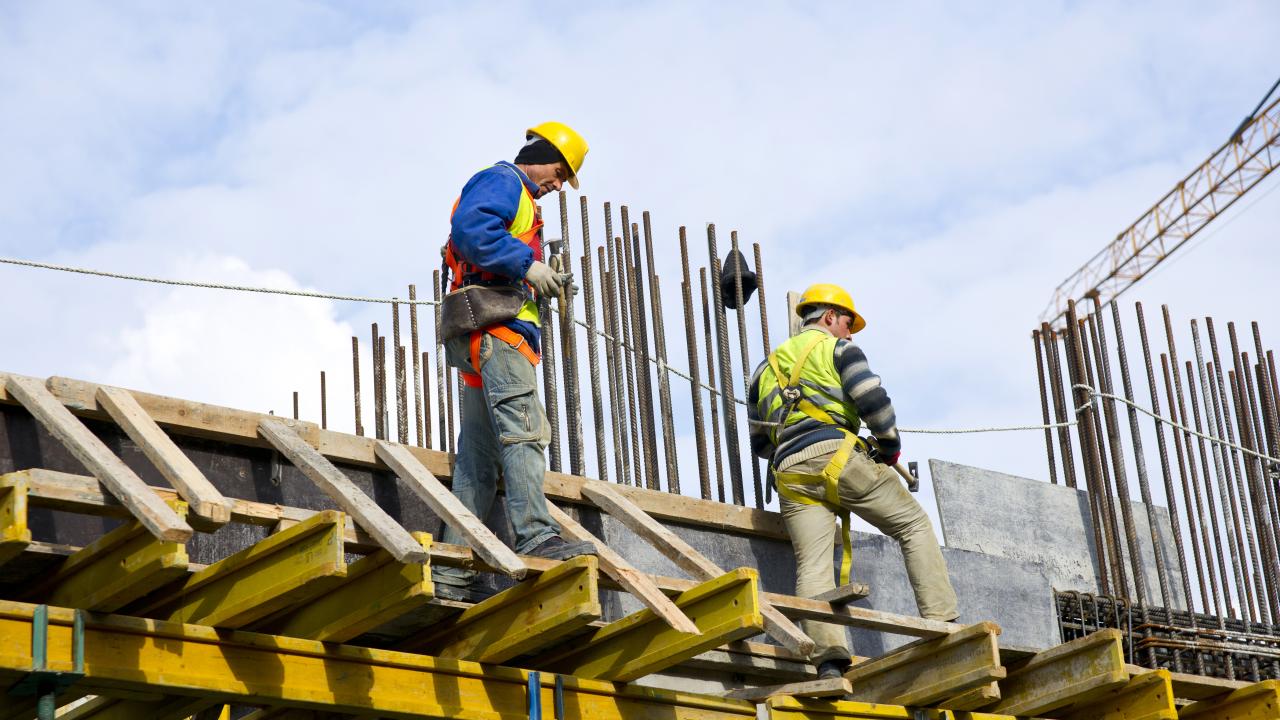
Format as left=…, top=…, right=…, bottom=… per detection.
left=525, top=260, right=564, bottom=297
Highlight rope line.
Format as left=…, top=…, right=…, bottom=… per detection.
left=7, top=254, right=1276, bottom=457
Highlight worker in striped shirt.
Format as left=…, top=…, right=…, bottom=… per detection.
left=748, top=283, right=958, bottom=680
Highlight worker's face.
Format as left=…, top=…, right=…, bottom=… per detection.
left=824, top=309, right=856, bottom=339
left=524, top=162, right=571, bottom=198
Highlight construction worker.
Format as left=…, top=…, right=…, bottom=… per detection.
left=747, top=283, right=958, bottom=678
left=432, top=122, right=595, bottom=600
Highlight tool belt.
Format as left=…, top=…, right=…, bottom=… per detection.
left=438, top=283, right=529, bottom=342
left=458, top=326, right=541, bottom=388
left=773, top=430, right=867, bottom=586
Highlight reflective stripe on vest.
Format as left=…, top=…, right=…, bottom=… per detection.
left=446, top=164, right=543, bottom=327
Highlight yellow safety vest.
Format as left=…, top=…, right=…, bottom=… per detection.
left=757, top=329, right=866, bottom=585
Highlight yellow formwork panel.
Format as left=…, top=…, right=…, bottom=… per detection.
left=143, top=509, right=347, bottom=628
left=990, top=628, right=1128, bottom=717
left=766, top=695, right=1016, bottom=719
left=540, top=566, right=764, bottom=682
left=38, top=501, right=189, bottom=612
left=0, top=600, right=756, bottom=720
left=1057, top=668, right=1177, bottom=720
left=406, top=553, right=601, bottom=664
left=267, top=531, right=433, bottom=643
left=0, top=473, right=31, bottom=567
left=1180, top=679, right=1280, bottom=720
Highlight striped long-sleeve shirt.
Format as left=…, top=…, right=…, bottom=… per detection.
left=747, top=327, right=901, bottom=466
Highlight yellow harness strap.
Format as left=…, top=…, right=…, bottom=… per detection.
left=765, top=332, right=838, bottom=444
left=773, top=431, right=864, bottom=585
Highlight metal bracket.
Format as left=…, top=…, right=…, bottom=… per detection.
left=7, top=605, right=85, bottom=719
left=527, top=670, right=542, bottom=719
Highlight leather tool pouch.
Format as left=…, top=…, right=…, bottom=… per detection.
left=439, top=284, right=527, bottom=341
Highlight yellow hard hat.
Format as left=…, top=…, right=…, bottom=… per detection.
left=796, top=283, right=866, bottom=334
left=527, top=121, right=588, bottom=189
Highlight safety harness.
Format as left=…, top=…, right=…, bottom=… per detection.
left=765, top=331, right=866, bottom=586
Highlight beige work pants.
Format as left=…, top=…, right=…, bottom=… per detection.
left=777, top=444, right=959, bottom=664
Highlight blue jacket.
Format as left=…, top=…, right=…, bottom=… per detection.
left=449, top=161, right=541, bottom=352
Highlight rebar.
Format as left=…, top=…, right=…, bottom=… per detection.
left=1252, top=359, right=1280, bottom=581
left=1161, top=352, right=1214, bottom=616
left=379, top=335, right=390, bottom=442
left=1033, top=329, right=1059, bottom=485
left=708, top=224, right=745, bottom=506
left=731, top=231, right=763, bottom=508
left=1186, top=357, right=1235, bottom=620
left=396, top=344, right=408, bottom=444
left=599, top=247, right=628, bottom=486
left=603, top=204, right=636, bottom=486
left=293, top=391, right=299, bottom=421
left=1135, top=303, right=1198, bottom=619
left=351, top=336, right=363, bottom=437
left=539, top=271, right=562, bottom=472
left=372, top=323, right=383, bottom=440
left=1065, top=301, right=1113, bottom=595
left=1082, top=311, right=1129, bottom=599
left=614, top=235, right=642, bottom=487
left=579, top=197, right=607, bottom=481
left=701, top=267, right=728, bottom=504
left=625, top=212, right=660, bottom=491
left=753, top=243, right=774, bottom=505
left=681, top=230, right=711, bottom=500
left=644, top=212, right=680, bottom=494
left=320, top=371, right=327, bottom=430
left=1043, top=325, right=1078, bottom=488
left=421, top=350, right=432, bottom=449
left=433, top=270, right=448, bottom=450
left=558, top=191, right=584, bottom=477
left=1234, top=359, right=1279, bottom=624
left=410, top=284, right=424, bottom=447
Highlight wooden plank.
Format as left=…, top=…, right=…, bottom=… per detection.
left=539, top=567, right=765, bottom=682
left=29, top=502, right=189, bottom=612
left=259, top=419, right=425, bottom=564
left=843, top=621, right=1005, bottom=706
left=10, top=375, right=789, bottom=540
left=265, top=532, right=434, bottom=643
left=3, top=374, right=192, bottom=543
left=682, top=646, right=815, bottom=682
left=725, top=678, right=851, bottom=702
left=812, top=582, right=870, bottom=604
left=989, top=629, right=1128, bottom=717
left=1125, top=664, right=1250, bottom=701
left=547, top=501, right=700, bottom=634
left=0, top=474, right=31, bottom=567
left=1058, top=668, right=1177, bottom=720
left=0, top=600, right=758, bottom=720
left=766, top=696, right=1018, bottom=719
left=401, top=555, right=602, bottom=664
left=373, top=439, right=526, bottom=579
left=137, top=510, right=347, bottom=628
left=580, top=479, right=815, bottom=657
left=1180, top=679, right=1280, bottom=719
left=96, top=385, right=232, bottom=526
left=937, top=681, right=1000, bottom=710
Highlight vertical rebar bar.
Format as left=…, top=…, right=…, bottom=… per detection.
left=320, top=371, right=327, bottom=430
left=1083, top=311, right=1129, bottom=599
left=579, top=197, right=607, bottom=481
left=372, top=323, right=383, bottom=440
left=681, top=230, right=711, bottom=500
left=1033, top=329, right=1059, bottom=485
left=600, top=247, right=628, bottom=486
left=1233, top=358, right=1279, bottom=624
left=1065, top=301, right=1113, bottom=595
left=730, top=231, right=763, bottom=509
left=614, top=235, right=642, bottom=487
left=558, top=191, right=584, bottom=477
left=433, top=270, right=447, bottom=451
left=1161, top=352, right=1214, bottom=616
left=602, top=203, right=632, bottom=485
left=540, top=269, right=562, bottom=472
left=1204, top=319, right=1258, bottom=622
left=396, top=344, right=408, bottom=445
left=421, top=350, right=432, bottom=449
left=1135, top=303, right=1197, bottom=617
left=1252, top=359, right=1280, bottom=573
left=1111, top=303, right=1170, bottom=610
left=1185, top=358, right=1234, bottom=619
left=629, top=218, right=661, bottom=490
left=293, top=391, right=299, bottom=421
left=644, top=212, right=680, bottom=494
left=708, top=224, right=745, bottom=506
left=410, top=285, right=424, bottom=447
left=1043, top=325, right=1078, bottom=488
left=701, top=267, right=727, bottom=504
left=379, top=336, right=390, bottom=443
left=753, top=242, right=774, bottom=505
left=352, top=336, right=364, bottom=437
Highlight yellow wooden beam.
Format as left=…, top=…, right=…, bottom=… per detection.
left=539, top=567, right=763, bottom=682
left=989, top=629, right=1128, bottom=717
left=1179, top=679, right=1280, bottom=719
left=401, top=554, right=601, bottom=664
left=766, top=695, right=1018, bottom=719
left=0, top=600, right=756, bottom=719
left=61, top=695, right=222, bottom=720
left=0, top=473, right=31, bottom=567
left=30, top=501, right=188, bottom=612
left=136, top=509, right=347, bottom=628
left=1056, top=668, right=1177, bottom=720
left=844, top=621, right=1005, bottom=706
left=264, top=532, right=433, bottom=643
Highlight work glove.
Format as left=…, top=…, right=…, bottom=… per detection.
left=525, top=260, right=571, bottom=297
left=871, top=436, right=901, bottom=466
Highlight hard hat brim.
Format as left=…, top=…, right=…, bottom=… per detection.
left=568, top=174, right=579, bottom=190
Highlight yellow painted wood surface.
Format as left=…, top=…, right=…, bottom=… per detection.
left=1180, top=679, right=1280, bottom=719
left=1058, top=669, right=1177, bottom=720
left=0, top=474, right=31, bottom=567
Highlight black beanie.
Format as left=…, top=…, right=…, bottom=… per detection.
left=514, top=136, right=566, bottom=166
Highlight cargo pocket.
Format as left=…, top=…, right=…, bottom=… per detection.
left=486, top=381, right=542, bottom=445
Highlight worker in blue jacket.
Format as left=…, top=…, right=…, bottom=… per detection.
left=433, top=123, right=595, bottom=600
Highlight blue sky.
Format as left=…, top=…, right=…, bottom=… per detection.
left=2, top=2, right=1279, bottom=520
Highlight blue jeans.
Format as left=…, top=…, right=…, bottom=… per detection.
left=432, top=332, right=558, bottom=587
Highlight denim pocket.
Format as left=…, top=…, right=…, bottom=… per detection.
left=486, top=382, right=542, bottom=445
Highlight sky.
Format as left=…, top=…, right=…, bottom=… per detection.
left=2, top=1, right=1279, bottom=535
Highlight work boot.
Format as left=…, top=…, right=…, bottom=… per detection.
left=526, top=535, right=596, bottom=561
left=816, top=659, right=851, bottom=680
